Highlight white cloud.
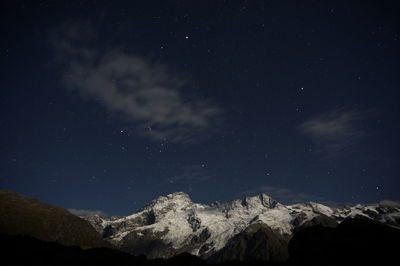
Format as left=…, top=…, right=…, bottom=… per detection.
left=299, top=108, right=371, bottom=155
left=168, top=164, right=211, bottom=185
left=53, top=21, right=223, bottom=143
left=379, top=200, right=400, bottom=208
left=68, top=208, right=107, bottom=217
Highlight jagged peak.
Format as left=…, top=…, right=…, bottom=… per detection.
left=144, top=191, right=193, bottom=210
left=215, top=193, right=280, bottom=211
left=167, top=191, right=192, bottom=200
left=242, top=193, right=279, bottom=208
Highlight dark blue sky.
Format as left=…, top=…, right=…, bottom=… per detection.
left=1, top=0, right=399, bottom=216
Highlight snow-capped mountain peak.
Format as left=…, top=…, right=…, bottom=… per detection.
left=144, top=192, right=193, bottom=212
left=243, top=193, right=279, bottom=208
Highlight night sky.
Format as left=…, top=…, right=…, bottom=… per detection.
left=1, top=1, right=399, bottom=216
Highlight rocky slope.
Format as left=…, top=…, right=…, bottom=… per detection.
left=82, top=192, right=400, bottom=259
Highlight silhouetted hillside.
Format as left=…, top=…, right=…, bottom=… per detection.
left=289, top=217, right=400, bottom=265
left=0, top=234, right=143, bottom=266
left=0, top=234, right=210, bottom=266
left=0, top=190, right=109, bottom=248
left=1, top=219, right=400, bottom=266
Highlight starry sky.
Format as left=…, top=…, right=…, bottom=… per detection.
left=1, top=0, right=399, bottom=216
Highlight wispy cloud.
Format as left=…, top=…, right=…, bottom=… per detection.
left=379, top=200, right=400, bottom=208
left=68, top=208, right=107, bottom=217
left=241, top=185, right=323, bottom=204
left=299, top=108, right=371, bottom=155
left=168, top=164, right=211, bottom=185
left=52, top=21, right=223, bottom=143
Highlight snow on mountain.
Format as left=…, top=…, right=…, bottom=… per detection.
left=82, top=192, right=400, bottom=259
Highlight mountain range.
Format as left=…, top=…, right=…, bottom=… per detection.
left=81, top=191, right=400, bottom=261
left=1, top=190, right=399, bottom=265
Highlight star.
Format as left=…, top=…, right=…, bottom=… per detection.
left=185, top=35, right=189, bottom=39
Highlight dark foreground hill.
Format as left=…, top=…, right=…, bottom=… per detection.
left=289, top=217, right=400, bottom=265
left=0, top=190, right=109, bottom=248
left=0, top=234, right=209, bottom=266
left=1, top=220, right=399, bottom=266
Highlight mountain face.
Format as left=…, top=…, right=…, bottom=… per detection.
left=209, top=223, right=290, bottom=263
left=82, top=192, right=400, bottom=260
left=0, top=190, right=109, bottom=249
